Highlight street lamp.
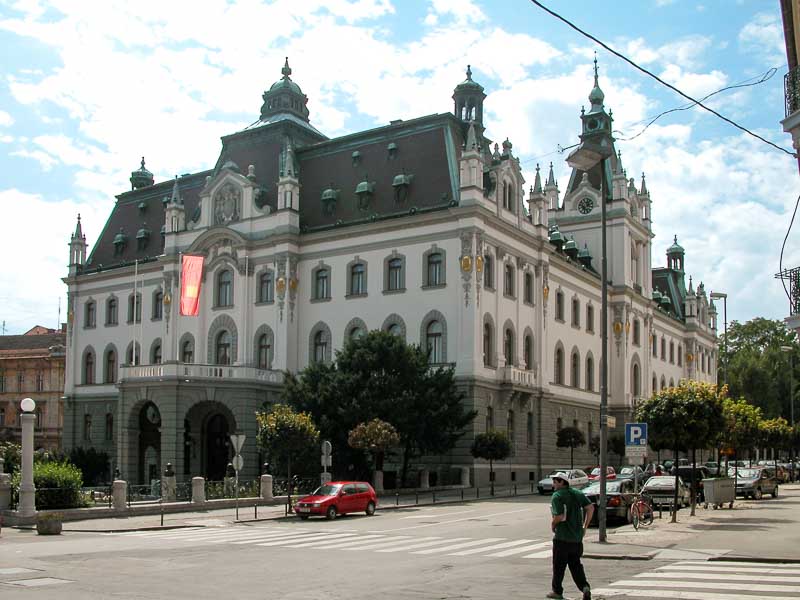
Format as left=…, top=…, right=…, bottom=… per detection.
left=567, top=139, right=613, bottom=543
left=18, top=397, right=37, bottom=518
left=781, top=346, right=795, bottom=427
left=709, top=292, right=728, bottom=386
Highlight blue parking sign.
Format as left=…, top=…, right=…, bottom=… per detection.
left=625, top=423, right=647, bottom=446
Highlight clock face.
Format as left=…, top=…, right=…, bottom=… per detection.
left=578, top=197, right=594, bottom=214
left=146, top=405, right=160, bottom=425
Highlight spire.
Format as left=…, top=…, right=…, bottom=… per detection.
left=282, top=138, right=297, bottom=178
left=72, top=213, right=84, bottom=240
left=588, top=52, right=605, bottom=110
left=281, top=56, right=292, bottom=80
left=170, top=176, right=182, bottom=205
left=545, top=162, right=556, bottom=187
left=640, top=172, right=648, bottom=195
left=533, top=164, right=543, bottom=193
left=465, top=120, right=479, bottom=152
left=615, top=150, right=624, bottom=175
left=688, top=275, right=694, bottom=294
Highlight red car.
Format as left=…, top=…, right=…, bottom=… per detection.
left=294, top=481, right=378, bottom=520
left=588, top=466, right=616, bottom=481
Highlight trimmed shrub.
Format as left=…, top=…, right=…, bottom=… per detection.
left=12, top=461, right=85, bottom=509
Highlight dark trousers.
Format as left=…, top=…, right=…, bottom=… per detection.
left=551, top=539, right=589, bottom=595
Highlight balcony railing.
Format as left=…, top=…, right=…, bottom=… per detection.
left=786, top=65, right=800, bottom=118
left=120, top=363, right=284, bottom=384
left=501, top=365, right=537, bottom=388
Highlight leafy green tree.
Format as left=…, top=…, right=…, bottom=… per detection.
left=608, top=433, right=626, bottom=464
left=721, top=318, right=797, bottom=418
left=348, top=418, right=400, bottom=472
left=68, top=447, right=111, bottom=485
left=589, top=436, right=601, bottom=464
left=720, top=397, right=762, bottom=473
left=556, top=426, right=586, bottom=469
left=759, top=417, right=792, bottom=475
left=255, top=404, right=319, bottom=486
left=284, top=330, right=475, bottom=486
left=470, top=430, right=511, bottom=496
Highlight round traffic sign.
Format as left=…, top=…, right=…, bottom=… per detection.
left=232, top=455, right=244, bottom=472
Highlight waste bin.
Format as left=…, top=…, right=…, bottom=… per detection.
left=702, top=477, right=734, bottom=509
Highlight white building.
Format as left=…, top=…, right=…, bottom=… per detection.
left=62, top=60, right=718, bottom=485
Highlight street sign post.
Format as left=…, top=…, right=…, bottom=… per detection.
left=321, top=440, right=332, bottom=485
left=625, top=423, right=648, bottom=446
left=229, top=433, right=246, bottom=521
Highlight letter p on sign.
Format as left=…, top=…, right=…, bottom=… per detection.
left=625, top=423, right=647, bottom=446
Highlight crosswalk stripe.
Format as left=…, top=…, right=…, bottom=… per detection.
left=592, top=587, right=799, bottom=600
left=635, top=571, right=800, bottom=584
left=448, top=539, right=539, bottom=556
left=674, top=560, right=800, bottom=569
left=255, top=532, right=355, bottom=547
left=374, top=538, right=469, bottom=553
left=168, top=529, right=308, bottom=542
left=339, top=536, right=418, bottom=551
left=411, top=538, right=505, bottom=555
left=230, top=531, right=325, bottom=544
left=281, top=533, right=362, bottom=548
left=294, top=534, right=389, bottom=549
left=487, top=541, right=550, bottom=557
left=610, top=579, right=800, bottom=594
left=521, top=550, right=551, bottom=559
left=657, top=565, right=800, bottom=575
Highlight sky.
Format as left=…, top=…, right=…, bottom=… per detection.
left=0, top=0, right=797, bottom=334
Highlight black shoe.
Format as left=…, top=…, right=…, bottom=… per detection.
left=582, top=586, right=592, bottom=600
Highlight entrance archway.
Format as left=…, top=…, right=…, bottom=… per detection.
left=138, top=402, right=161, bottom=483
left=204, top=413, right=230, bottom=481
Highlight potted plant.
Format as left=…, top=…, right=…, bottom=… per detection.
left=36, top=511, right=63, bottom=535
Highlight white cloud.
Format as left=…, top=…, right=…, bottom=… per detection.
left=0, top=110, right=13, bottom=126
left=426, top=0, right=487, bottom=26
left=10, top=148, right=58, bottom=170
left=658, top=35, right=713, bottom=71
left=739, top=12, right=785, bottom=65
left=659, top=64, right=728, bottom=99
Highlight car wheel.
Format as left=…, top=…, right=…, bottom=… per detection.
left=366, top=501, right=376, bottom=516
left=299, top=515, right=309, bottom=520
left=753, top=488, right=763, bottom=500
left=772, top=486, right=779, bottom=498
left=326, top=506, right=337, bottom=520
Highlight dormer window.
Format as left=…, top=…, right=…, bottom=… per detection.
left=113, top=228, right=127, bottom=257
left=136, top=225, right=150, bottom=251
left=355, top=177, right=374, bottom=211
left=387, top=142, right=398, bottom=159
left=138, top=201, right=147, bottom=213
left=392, top=172, right=413, bottom=203
left=351, top=151, right=361, bottom=167
left=321, top=185, right=339, bottom=215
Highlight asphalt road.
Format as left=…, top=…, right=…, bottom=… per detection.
left=2, top=490, right=799, bottom=599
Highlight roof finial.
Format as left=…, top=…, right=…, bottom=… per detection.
left=593, top=51, right=599, bottom=86
left=546, top=162, right=556, bottom=187
left=533, top=164, right=542, bottom=193
left=282, top=56, right=292, bottom=79
left=466, top=64, right=472, bottom=80
left=140, top=156, right=145, bottom=169
left=640, top=172, right=648, bottom=194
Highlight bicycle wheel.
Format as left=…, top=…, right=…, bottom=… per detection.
left=631, top=504, right=640, bottom=530
left=640, top=502, right=654, bottom=526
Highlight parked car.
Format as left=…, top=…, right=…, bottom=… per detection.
left=582, top=478, right=637, bottom=523
left=641, top=475, right=690, bottom=508
left=537, top=469, right=589, bottom=494
left=644, top=463, right=666, bottom=478
left=617, top=466, right=647, bottom=483
left=675, top=466, right=710, bottom=503
left=733, top=468, right=778, bottom=500
left=294, top=481, right=378, bottom=520
left=704, top=461, right=721, bottom=474
left=588, top=466, right=616, bottom=481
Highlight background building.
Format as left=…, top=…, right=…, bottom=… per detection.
left=0, top=325, right=66, bottom=450
left=62, top=60, right=717, bottom=486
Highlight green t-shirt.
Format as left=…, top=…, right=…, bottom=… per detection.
left=551, top=487, right=592, bottom=543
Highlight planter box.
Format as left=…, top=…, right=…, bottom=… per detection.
left=36, top=517, right=63, bottom=535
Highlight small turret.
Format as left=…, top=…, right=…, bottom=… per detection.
left=165, top=176, right=186, bottom=239
left=278, top=138, right=300, bottom=210
left=544, top=162, right=560, bottom=210
left=453, top=65, right=486, bottom=127
left=528, top=164, right=546, bottom=226
left=68, top=214, right=87, bottom=275
left=612, top=150, right=627, bottom=200
left=130, top=157, right=154, bottom=190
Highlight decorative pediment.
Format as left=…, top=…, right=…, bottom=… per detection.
left=213, top=182, right=242, bottom=226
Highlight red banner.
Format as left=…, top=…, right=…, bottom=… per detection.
left=180, top=255, right=204, bottom=316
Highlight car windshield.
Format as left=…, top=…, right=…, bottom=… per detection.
left=620, top=468, right=636, bottom=475
left=644, top=477, right=674, bottom=486
left=584, top=481, right=622, bottom=494
left=312, top=484, right=342, bottom=496
left=590, top=468, right=601, bottom=476
left=548, top=471, right=567, bottom=478
left=735, top=469, right=760, bottom=479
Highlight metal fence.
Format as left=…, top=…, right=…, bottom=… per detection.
left=786, top=64, right=800, bottom=118
left=205, top=478, right=260, bottom=500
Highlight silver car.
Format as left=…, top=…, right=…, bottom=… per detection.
left=537, top=469, right=589, bottom=494
left=641, top=475, right=690, bottom=508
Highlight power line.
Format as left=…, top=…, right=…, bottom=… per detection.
left=779, top=192, right=800, bottom=304
left=528, top=0, right=797, bottom=158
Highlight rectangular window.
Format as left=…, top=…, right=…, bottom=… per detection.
left=258, top=272, right=274, bottom=303
left=315, top=269, right=330, bottom=299
left=504, top=265, right=515, bottom=297
left=107, top=299, right=118, bottom=325
left=386, top=258, right=403, bottom=291
left=661, top=338, right=666, bottom=360
left=524, top=273, right=533, bottom=304
left=35, top=372, right=44, bottom=392
left=571, top=298, right=580, bottom=327
left=555, top=292, right=564, bottom=321
left=128, top=295, right=141, bottom=323
left=83, top=414, right=92, bottom=441
left=85, top=302, right=96, bottom=328
left=17, top=372, right=24, bottom=391
left=652, top=335, right=658, bottom=356
left=350, top=264, right=366, bottom=295
left=153, top=293, right=163, bottom=320
left=526, top=412, right=533, bottom=446
left=426, top=253, right=443, bottom=286
left=0, top=374, right=4, bottom=393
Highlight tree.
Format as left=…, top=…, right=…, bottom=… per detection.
left=284, top=330, right=475, bottom=486
left=721, top=318, right=797, bottom=419
left=255, top=404, right=319, bottom=488
left=589, top=436, right=601, bottom=464
left=470, top=430, right=511, bottom=496
left=348, top=418, right=400, bottom=490
left=759, top=417, right=792, bottom=476
left=556, top=426, right=586, bottom=469
left=720, top=397, right=762, bottom=475
left=608, top=433, right=626, bottom=464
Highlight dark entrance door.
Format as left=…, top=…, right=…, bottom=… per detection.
left=205, top=414, right=229, bottom=481
left=138, top=402, right=161, bottom=484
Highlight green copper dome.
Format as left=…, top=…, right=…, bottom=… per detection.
left=667, top=235, right=685, bottom=255
left=454, top=65, right=484, bottom=91
left=652, top=289, right=662, bottom=302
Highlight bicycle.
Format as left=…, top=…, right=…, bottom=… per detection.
left=629, top=492, right=654, bottom=530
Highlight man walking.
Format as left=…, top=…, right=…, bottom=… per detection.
left=547, top=472, right=594, bottom=600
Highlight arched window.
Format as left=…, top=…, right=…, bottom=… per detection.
left=633, top=320, right=640, bottom=345
left=105, top=350, right=117, bottom=384
left=524, top=335, right=533, bottom=371
left=504, top=327, right=514, bottom=365
left=554, top=347, right=564, bottom=384
left=106, top=297, right=118, bottom=325
left=387, top=323, right=401, bottom=337
left=349, top=263, right=366, bottom=296
left=216, top=270, right=233, bottom=307
left=152, top=343, right=162, bottom=365
left=257, top=334, right=271, bottom=369
left=586, top=304, right=594, bottom=332
left=258, top=271, right=274, bottom=303
left=652, top=374, right=657, bottom=394
left=483, top=322, right=493, bottom=367
left=181, top=339, right=194, bottom=363
left=84, top=351, right=95, bottom=385
left=678, top=346, right=683, bottom=366
left=484, top=254, right=494, bottom=289
left=215, top=331, right=231, bottom=365
left=669, top=378, right=675, bottom=387
left=348, top=326, right=365, bottom=341
left=586, top=356, right=594, bottom=391
left=555, top=291, right=564, bottom=321
left=426, top=252, right=443, bottom=286
left=128, top=293, right=141, bottom=323
left=314, top=268, right=330, bottom=300
left=660, top=375, right=666, bottom=390
left=426, top=320, right=443, bottom=363
left=504, top=264, right=515, bottom=297
left=386, top=258, right=403, bottom=291
left=570, top=351, right=580, bottom=388
left=126, top=342, right=140, bottom=366
left=669, top=342, right=675, bottom=363
left=652, top=334, right=658, bottom=356
left=84, top=300, right=96, bottom=328
left=660, top=337, right=666, bottom=360
left=571, top=298, right=580, bottom=327
left=153, top=291, right=163, bottom=320
left=632, top=363, right=641, bottom=397
left=313, top=330, right=328, bottom=363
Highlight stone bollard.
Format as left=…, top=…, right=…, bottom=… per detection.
left=161, top=463, right=176, bottom=502
left=419, top=468, right=430, bottom=489
left=191, top=477, right=206, bottom=504
left=112, top=480, right=127, bottom=511
left=372, top=470, right=384, bottom=493
left=260, top=474, right=273, bottom=501
left=459, top=466, right=470, bottom=487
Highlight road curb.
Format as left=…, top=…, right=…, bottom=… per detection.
left=584, top=552, right=655, bottom=561
left=709, top=555, right=800, bottom=564
left=59, top=524, right=207, bottom=534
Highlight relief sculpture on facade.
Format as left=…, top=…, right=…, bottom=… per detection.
left=213, top=182, right=241, bottom=225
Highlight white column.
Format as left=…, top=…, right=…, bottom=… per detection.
left=19, top=411, right=36, bottom=517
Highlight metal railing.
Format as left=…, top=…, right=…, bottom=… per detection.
left=501, top=365, right=537, bottom=388
left=120, top=363, right=284, bottom=384
left=786, top=64, right=800, bottom=118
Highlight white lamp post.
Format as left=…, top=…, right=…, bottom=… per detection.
left=566, top=139, right=613, bottom=543
left=18, top=397, right=37, bottom=517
